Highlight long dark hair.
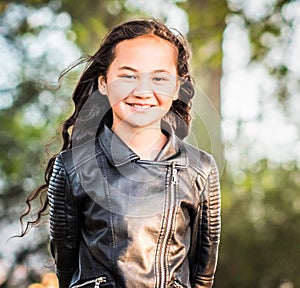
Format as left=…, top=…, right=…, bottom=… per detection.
left=19, top=18, right=195, bottom=236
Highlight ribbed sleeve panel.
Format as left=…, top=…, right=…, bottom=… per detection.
left=192, top=156, right=221, bottom=288
left=207, top=159, right=221, bottom=242
left=48, top=156, right=67, bottom=240
left=47, top=155, right=78, bottom=288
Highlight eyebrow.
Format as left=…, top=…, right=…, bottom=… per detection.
left=118, top=66, right=171, bottom=73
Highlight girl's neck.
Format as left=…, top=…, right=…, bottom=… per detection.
left=111, top=123, right=167, bottom=160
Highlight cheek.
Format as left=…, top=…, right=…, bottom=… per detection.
left=157, top=95, right=174, bottom=111
left=106, top=80, right=135, bottom=104
left=153, top=77, right=179, bottom=99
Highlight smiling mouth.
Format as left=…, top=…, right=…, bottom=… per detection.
left=127, top=103, right=155, bottom=110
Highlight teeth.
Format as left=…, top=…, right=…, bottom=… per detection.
left=131, top=104, right=151, bottom=109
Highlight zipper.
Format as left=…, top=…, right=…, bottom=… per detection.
left=156, top=162, right=178, bottom=288
left=72, top=276, right=107, bottom=288
left=171, top=163, right=178, bottom=184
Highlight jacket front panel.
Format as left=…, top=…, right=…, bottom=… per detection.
left=48, top=125, right=221, bottom=288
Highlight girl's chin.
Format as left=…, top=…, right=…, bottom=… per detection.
left=113, top=118, right=162, bottom=130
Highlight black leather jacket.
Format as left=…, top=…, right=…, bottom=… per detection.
left=48, top=125, right=221, bottom=288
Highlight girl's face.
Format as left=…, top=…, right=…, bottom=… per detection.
left=98, top=36, right=179, bottom=132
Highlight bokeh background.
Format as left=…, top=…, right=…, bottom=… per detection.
left=1, top=0, right=300, bottom=287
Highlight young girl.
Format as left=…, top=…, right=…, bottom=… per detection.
left=22, top=18, right=221, bottom=288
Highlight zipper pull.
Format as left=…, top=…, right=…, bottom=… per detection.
left=173, top=279, right=183, bottom=287
left=171, top=163, right=178, bottom=184
left=94, top=277, right=107, bottom=288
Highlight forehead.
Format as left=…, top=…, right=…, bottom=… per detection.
left=112, top=36, right=178, bottom=71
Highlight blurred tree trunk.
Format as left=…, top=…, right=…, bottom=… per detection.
left=180, top=0, right=228, bottom=172
left=183, top=0, right=227, bottom=113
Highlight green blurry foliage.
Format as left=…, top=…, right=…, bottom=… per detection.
left=229, top=0, right=299, bottom=111
left=215, top=160, right=300, bottom=287
left=0, top=2, right=77, bottom=287
left=60, top=0, right=147, bottom=53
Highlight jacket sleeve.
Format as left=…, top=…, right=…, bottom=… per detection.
left=192, top=157, right=221, bottom=288
left=48, top=155, right=79, bottom=288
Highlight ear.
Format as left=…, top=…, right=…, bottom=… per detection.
left=98, top=76, right=107, bottom=95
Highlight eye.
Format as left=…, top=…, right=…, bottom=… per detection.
left=120, top=74, right=136, bottom=80
left=153, top=77, right=168, bottom=82
left=152, top=74, right=171, bottom=85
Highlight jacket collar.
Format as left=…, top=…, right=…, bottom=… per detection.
left=98, top=124, right=187, bottom=167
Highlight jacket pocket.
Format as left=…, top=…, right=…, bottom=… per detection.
left=72, top=276, right=108, bottom=288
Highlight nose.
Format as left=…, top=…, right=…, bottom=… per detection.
left=133, top=76, right=153, bottom=98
